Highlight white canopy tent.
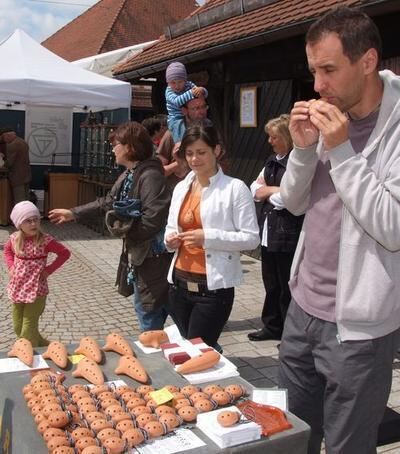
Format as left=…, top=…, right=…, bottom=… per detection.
left=0, top=29, right=132, bottom=112
left=72, top=41, right=156, bottom=78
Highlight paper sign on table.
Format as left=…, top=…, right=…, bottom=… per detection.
left=149, top=388, right=175, bottom=406
left=0, top=355, right=49, bottom=373
left=251, top=388, right=288, bottom=412
left=68, top=354, right=85, bottom=364
left=133, top=427, right=206, bottom=454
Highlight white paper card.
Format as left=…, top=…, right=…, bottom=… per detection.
left=251, top=388, right=288, bottom=412
left=0, top=355, right=49, bottom=373
left=133, top=428, right=206, bottom=453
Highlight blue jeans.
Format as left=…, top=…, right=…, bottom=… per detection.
left=133, top=282, right=168, bottom=331
left=168, top=117, right=186, bottom=143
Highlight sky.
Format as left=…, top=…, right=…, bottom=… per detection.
left=0, top=0, right=206, bottom=44
left=0, top=0, right=98, bottom=43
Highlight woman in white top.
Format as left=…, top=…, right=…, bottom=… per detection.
left=165, top=123, right=259, bottom=350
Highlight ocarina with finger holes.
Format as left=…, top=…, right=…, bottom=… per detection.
left=72, top=357, right=104, bottom=385
left=74, top=336, right=102, bottom=363
left=42, top=341, right=68, bottom=368
left=103, top=332, right=134, bottom=356
left=114, top=355, right=148, bottom=383
left=138, top=330, right=169, bottom=348
left=8, top=338, right=33, bottom=366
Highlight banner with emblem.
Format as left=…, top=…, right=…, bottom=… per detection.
left=25, top=106, right=73, bottom=166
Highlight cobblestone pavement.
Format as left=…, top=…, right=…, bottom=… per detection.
left=1, top=221, right=399, bottom=452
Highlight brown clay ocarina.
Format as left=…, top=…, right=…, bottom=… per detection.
left=8, top=338, right=33, bottom=366
left=72, top=357, right=104, bottom=385
left=121, top=428, right=145, bottom=448
left=138, top=330, right=169, bottom=348
left=75, top=336, right=102, bottom=363
left=103, top=332, right=134, bottom=356
left=42, top=341, right=68, bottom=369
left=114, top=355, right=148, bottom=383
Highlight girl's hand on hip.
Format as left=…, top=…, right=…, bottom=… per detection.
left=178, top=229, right=205, bottom=248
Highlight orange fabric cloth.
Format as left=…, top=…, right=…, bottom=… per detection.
left=175, top=190, right=206, bottom=275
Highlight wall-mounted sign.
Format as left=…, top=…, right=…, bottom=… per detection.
left=240, top=87, right=257, bottom=128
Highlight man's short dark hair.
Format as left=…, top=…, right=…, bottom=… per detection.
left=306, top=7, right=382, bottom=64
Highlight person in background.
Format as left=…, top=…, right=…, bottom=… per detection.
left=279, top=7, right=400, bottom=453
left=3, top=201, right=71, bottom=347
left=2, top=128, right=31, bottom=205
left=165, top=61, right=208, bottom=144
left=142, top=114, right=168, bottom=154
left=248, top=115, right=303, bottom=342
left=165, top=123, right=259, bottom=351
left=157, top=96, right=210, bottom=190
left=49, top=122, right=171, bottom=332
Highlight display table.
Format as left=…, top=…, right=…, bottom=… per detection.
left=0, top=169, right=11, bottom=225
left=0, top=341, right=310, bottom=453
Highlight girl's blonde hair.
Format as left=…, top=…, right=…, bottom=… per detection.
left=265, top=114, right=293, bottom=151
left=14, top=228, right=45, bottom=256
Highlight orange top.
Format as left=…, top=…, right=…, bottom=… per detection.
left=175, top=190, right=206, bottom=275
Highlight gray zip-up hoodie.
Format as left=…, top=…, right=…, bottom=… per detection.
left=281, top=70, right=400, bottom=341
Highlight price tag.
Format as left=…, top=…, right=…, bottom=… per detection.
left=68, top=354, right=85, bottom=365
left=149, top=387, right=175, bottom=406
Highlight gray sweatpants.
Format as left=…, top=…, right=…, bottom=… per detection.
left=278, top=301, right=400, bottom=454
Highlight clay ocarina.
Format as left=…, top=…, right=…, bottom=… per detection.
left=42, top=341, right=68, bottom=369
left=102, top=436, right=126, bottom=454
left=144, top=420, right=167, bottom=438
left=72, top=357, right=104, bottom=385
left=177, top=405, right=198, bottom=422
left=46, top=434, right=70, bottom=451
left=51, top=445, right=76, bottom=454
left=75, top=336, right=102, bottom=363
left=176, top=350, right=220, bottom=374
left=47, top=410, right=72, bottom=428
left=103, top=332, right=134, bottom=356
left=138, top=330, right=169, bottom=348
left=158, top=413, right=182, bottom=431
left=224, top=383, right=247, bottom=400
left=114, top=355, right=148, bottom=383
left=121, top=428, right=145, bottom=448
left=81, top=447, right=105, bottom=454
left=194, top=398, right=217, bottom=413
left=75, top=436, right=99, bottom=452
left=217, top=410, right=241, bottom=427
left=202, top=384, right=223, bottom=396
left=8, top=338, right=33, bottom=366
left=211, top=390, right=233, bottom=406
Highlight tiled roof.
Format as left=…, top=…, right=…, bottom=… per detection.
left=113, top=0, right=387, bottom=77
left=42, top=0, right=198, bottom=62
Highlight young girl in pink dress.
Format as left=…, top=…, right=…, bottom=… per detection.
left=3, top=201, right=70, bottom=347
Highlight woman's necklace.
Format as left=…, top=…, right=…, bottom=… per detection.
left=183, top=180, right=201, bottom=225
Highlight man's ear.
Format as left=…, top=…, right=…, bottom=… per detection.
left=362, top=48, right=378, bottom=75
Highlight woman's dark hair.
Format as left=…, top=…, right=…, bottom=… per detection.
left=306, top=7, right=382, bottom=64
left=109, top=121, right=153, bottom=161
left=177, top=122, right=220, bottom=159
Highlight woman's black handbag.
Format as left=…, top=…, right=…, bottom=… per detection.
left=116, top=242, right=134, bottom=297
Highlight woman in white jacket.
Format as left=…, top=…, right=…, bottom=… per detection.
left=165, top=124, right=259, bottom=350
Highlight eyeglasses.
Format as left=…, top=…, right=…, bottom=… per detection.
left=22, top=217, right=40, bottom=225
left=187, top=105, right=209, bottom=112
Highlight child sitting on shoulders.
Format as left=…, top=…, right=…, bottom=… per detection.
left=3, top=201, right=71, bottom=347
left=165, top=61, right=208, bottom=143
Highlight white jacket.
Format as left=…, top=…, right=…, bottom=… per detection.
left=165, top=168, right=260, bottom=290
left=281, top=70, right=400, bottom=341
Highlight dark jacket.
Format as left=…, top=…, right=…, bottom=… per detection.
left=258, top=154, right=303, bottom=253
left=72, top=158, right=171, bottom=265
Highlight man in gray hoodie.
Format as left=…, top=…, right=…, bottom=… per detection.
left=278, top=7, right=400, bottom=454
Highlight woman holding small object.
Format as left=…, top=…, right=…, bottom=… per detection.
left=49, top=122, right=171, bottom=331
left=165, top=123, right=259, bottom=351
